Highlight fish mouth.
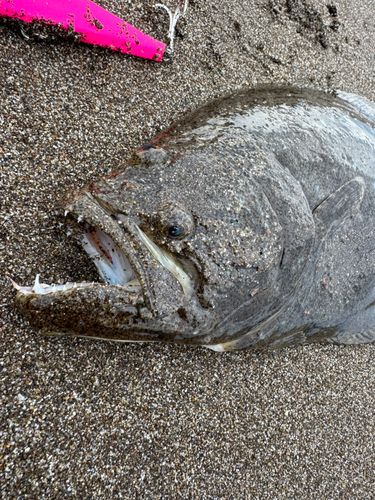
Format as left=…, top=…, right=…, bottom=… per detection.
left=11, top=225, right=143, bottom=297
left=12, top=217, right=194, bottom=303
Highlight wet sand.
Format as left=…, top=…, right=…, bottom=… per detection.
left=1, top=0, right=375, bottom=497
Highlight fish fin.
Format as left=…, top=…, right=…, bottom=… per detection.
left=330, top=328, right=375, bottom=345
left=312, top=177, right=365, bottom=231
left=337, top=91, right=375, bottom=126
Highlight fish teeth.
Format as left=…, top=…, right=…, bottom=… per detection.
left=11, top=276, right=99, bottom=296
left=9, top=278, right=22, bottom=291
left=33, top=275, right=48, bottom=295
left=9, top=278, right=32, bottom=295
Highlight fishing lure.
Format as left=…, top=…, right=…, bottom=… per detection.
left=0, top=0, right=165, bottom=61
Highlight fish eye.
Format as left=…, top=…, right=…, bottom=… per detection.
left=161, top=208, right=193, bottom=240
left=167, top=224, right=186, bottom=239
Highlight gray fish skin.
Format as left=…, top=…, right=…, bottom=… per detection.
left=15, top=87, right=375, bottom=350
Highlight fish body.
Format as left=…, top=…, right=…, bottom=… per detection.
left=15, top=87, right=375, bottom=350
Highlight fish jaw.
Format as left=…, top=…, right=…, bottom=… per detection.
left=16, top=283, right=142, bottom=338
left=15, top=283, right=193, bottom=342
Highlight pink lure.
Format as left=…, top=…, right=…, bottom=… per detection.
left=0, top=0, right=165, bottom=61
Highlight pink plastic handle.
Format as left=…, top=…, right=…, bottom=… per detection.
left=0, top=0, right=165, bottom=61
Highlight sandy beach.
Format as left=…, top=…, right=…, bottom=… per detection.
left=1, top=0, right=375, bottom=497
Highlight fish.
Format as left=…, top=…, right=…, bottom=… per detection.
left=13, top=87, right=375, bottom=350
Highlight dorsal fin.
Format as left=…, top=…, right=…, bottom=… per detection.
left=337, top=91, right=375, bottom=125
left=313, top=177, right=365, bottom=231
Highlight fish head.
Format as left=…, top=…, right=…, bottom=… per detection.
left=14, top=139, right=314, bottom=346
